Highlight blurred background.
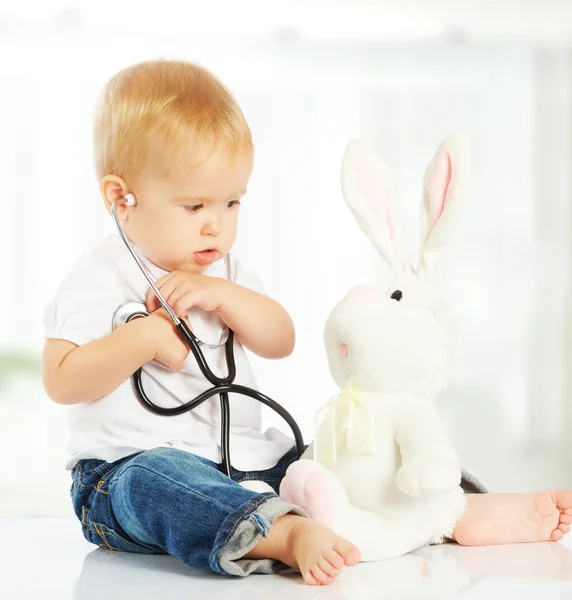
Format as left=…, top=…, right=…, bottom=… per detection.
left=1, top=0, right=571, bottom=517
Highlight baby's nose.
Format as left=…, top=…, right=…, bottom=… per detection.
left=201, top=218, right=221, bottom=235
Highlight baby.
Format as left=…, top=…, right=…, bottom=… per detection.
left=42, top=59, right=572, bottom=586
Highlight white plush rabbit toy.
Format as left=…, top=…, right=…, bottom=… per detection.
left=278, top=133, right=470, bottom=561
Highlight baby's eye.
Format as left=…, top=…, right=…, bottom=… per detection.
left=226, top=199, right=241, bottom=209
left=183, top=204, right=203, bottom=214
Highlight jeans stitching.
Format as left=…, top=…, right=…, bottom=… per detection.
left=94, top=464, right=110, bottom=477
left=93, top=522, right=117, bottom=551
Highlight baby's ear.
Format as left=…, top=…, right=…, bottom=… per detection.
left=417, top=133, right=471, bottom=277
left=341, top=140, right=409, bottom=273
left=100, top=175, right=130, bottom=215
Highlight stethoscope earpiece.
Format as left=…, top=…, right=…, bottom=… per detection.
left=123, top=193, right=137, bottom=207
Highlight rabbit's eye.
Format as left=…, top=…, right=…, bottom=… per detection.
left=391, top=290, right=403, bottom=301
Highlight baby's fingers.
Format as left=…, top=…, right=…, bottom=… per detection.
left=146, top=282, right=175, bottom=312
left=146, top=272, right=187, bottom=313
left=173, top=291, right=200, bottom=317
left=145, top=287, right=160, bottom=313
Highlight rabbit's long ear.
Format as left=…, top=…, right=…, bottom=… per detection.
left=341, top=140, right=410, bottom=273
left=417, top=133, right=470, bottom=278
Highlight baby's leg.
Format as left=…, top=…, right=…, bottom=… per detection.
left=452, top=491, right=572, bottom=545
left=101, top=447, right=358, bottom=584
left=101, top=447, right=302, bottom=576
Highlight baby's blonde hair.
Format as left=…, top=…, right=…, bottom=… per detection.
left=94, top=59, right=252, bottom=182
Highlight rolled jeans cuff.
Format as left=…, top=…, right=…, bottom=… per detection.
left=210, top=492, right=308, bottom=576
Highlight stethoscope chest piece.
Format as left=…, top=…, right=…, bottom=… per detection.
left=112, top=301, right=149, bottom=331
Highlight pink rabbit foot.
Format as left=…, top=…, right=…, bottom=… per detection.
left=279, top=459, right=346, bottom=526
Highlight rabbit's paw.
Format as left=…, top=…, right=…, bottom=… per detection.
left=279, top=459, right=347, bottom=526
left=396, top=457, right=461, bottom=497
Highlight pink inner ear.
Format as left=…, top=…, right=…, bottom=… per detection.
left=340, top=343, right=348, bottom=358
left=356, top=159, right=394, bottom=238
left=428, top=150, right=451, bottom=227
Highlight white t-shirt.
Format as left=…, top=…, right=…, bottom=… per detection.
left=43, top=234, right=296, bottom=471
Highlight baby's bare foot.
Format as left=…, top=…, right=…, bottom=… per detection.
left=286, top=520, right=361, bottom=585
left=453, top=490, right=572, bottom=546
left=244, top=514, right=361, bottom=586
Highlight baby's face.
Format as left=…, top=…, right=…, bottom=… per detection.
left=125, top=147, right=253, bottom=273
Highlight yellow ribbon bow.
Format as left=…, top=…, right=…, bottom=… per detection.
left=313, top=380, right=375, bottom=469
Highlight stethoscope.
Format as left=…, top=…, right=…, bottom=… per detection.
left=109, top=194, right=305, bottom=477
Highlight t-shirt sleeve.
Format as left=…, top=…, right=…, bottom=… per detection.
left=231, top=256, right=268, bottom=296
left=43, top=258, right=123, bottom=347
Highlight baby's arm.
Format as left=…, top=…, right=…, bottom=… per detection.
left=43, top=318, right=154, bottom=405
left=43, top=309, right=188, bottom=405
left=216, top=280, right=295, bottom=360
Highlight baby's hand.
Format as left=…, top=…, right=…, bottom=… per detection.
left=146, top=271, right=225, bottom=317
left=145, top=308, right=191, bottom=371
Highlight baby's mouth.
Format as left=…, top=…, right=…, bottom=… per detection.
left=193, top=248, right=218, bottom=265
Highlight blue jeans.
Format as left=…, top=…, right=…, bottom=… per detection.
left=70, top=445, right=307, bottom=576
left=71, top=445, right=487, bottom=577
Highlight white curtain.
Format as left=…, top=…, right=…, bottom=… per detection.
left=1, top=29, right=571, bottom=515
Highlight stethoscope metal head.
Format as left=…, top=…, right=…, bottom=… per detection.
left=112, top=300, right=149, bottom=331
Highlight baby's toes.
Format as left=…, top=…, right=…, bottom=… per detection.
left=346, top=546, right=361, bottom=566
left=301, top=569, right=322, bottom=586
left=554, top=490, right=572, bottom=513
left=560, top=513, right=572, bottom=525
left=310, top=565, right=333, bottom=585
left=324, top=548, right=345, bottom=570
left=333, top=539, right=361, bottom=567
left=551, top=529, right=564, bottom=542
left=318, top=556, right=341, bottom=579
left=558, top=523, right=570, bottom=536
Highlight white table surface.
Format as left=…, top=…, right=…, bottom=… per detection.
left=2, top=518, right=572, bottom=599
